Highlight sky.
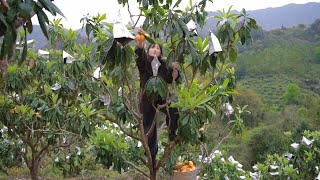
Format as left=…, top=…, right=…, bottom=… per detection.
left=31, top=0, right=320, bottom=30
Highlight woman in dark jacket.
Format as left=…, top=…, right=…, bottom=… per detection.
left=135, top=27, right=180, bottom=169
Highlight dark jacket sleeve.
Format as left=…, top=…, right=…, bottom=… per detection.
left=135, top=46, right=146, bottom=74
left=158, top=59, right=180, bottom=84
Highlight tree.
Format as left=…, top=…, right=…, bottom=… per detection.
left=284, top=83, right=301, bottom=104
left=1, top=0, right=257, bottom=179
left=81, top=1, right=256, bottom=179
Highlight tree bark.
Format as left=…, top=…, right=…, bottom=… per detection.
left=0, top=58, right=8, bottom=78
left=29, top=162, right=39, bottom=180
left=150, top=171, right=157, bottom=180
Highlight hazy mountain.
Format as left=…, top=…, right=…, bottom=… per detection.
left=245, top=2, right=320, bottom=30
left=27, top=2, right=320, bottom=49
left=200, top=2, right=320, bottom=35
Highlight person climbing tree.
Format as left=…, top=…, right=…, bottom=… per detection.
left=135, top=27, right=180, bottom=169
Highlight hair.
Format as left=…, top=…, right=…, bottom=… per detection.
left=147, top=44, right=163, bottom=56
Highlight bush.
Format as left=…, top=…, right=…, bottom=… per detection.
left=247, top=126, right=290, bottom=165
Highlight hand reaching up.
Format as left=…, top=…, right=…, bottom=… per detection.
left=136, top=26, right=146, bottom=48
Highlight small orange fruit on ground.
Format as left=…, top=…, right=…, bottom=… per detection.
left=176, top=162, right=183, bottom=166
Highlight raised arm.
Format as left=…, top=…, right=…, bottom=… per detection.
left=135, top=27, right=147, bottom=72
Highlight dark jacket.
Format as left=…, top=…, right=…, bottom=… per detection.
left=135, top=47, right=179, bottom=113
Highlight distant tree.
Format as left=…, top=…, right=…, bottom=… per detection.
left=303, top=19, right=320, bottom=42
left=284, top=83, right=301, bottom=104
left=235, top=85, right=265, bottom=128
left=298, top=24, right=306, bottom=29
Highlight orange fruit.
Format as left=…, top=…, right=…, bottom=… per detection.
left=184, top=160, right=189, bottom=164
left=136, top=33, right=145, bottom=42
left=176, top=162, right=183, bottom=166
left=188, top=161, right=194, bottom=167
left=181, top=165, right=188, bottom=171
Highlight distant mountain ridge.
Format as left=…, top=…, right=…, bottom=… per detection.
left=27, top=2, right=320, bottom=49
left=246, top=2, right=320, bottom=30
left=201, top=2, right=320, bottom=35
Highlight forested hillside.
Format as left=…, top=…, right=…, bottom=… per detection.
left=218, top=19, right=320, bottom=170
left=236, top=19, right=320, bottom=106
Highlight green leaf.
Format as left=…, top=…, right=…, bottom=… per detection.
left=144, top=34, right=155, bottom=44
left=0, top=12, right=9, bottom=27
left=85, top=23, right=92, bottom=37
left=209, top=53, right=217, bottom=69
left=1, top=26, right=16, bottom=58
left=195, top=95, right=213, bottom=107
left=204, top=104, right=216, bottom=116
left=229, top=47, right=237, bottom=63
left=35, top=5, right=49, bottom=39
left=177, top=18, right=188, bottom=37
left=180, top=115, right=189, bottom=126
left=173, top=0, right=182, bottom=8
left=26, top=19, right=33, bottom=34
left=39, top=0, right=66, bottom=18
left=142, top=0, right=148, bottom=9
left=18, top=28, right=28, bottom=66
left=221, top=78, right=230, bottom=89
left=239, top=28, right=246, bottom=45
left=145, top=76, right=168, bottom=101
left=19, top=0, right=34, bottom=18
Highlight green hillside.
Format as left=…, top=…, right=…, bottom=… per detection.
left=209, top=19, right=320, bottom=170
left=235, top=19, right=320, bottom=107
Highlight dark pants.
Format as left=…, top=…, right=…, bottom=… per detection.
left=141, top=96, right=179, bottom=168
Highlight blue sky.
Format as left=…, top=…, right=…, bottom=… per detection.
left=32, top=0, right=320, bottom=30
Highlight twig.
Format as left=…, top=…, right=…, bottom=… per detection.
left=125, top=159, right=150, bottom=178
left=132, top=10, right=143, bottom=29
left=211, top=125, right=235, bottom=153
left=105, top=115, right=140, bottom=141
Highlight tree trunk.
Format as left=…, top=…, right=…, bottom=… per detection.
left=150, top=170, right=157, bottom=180
left=0, top=58, right=8, bottom=78
left=29, top=161, right=39, bottom=180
